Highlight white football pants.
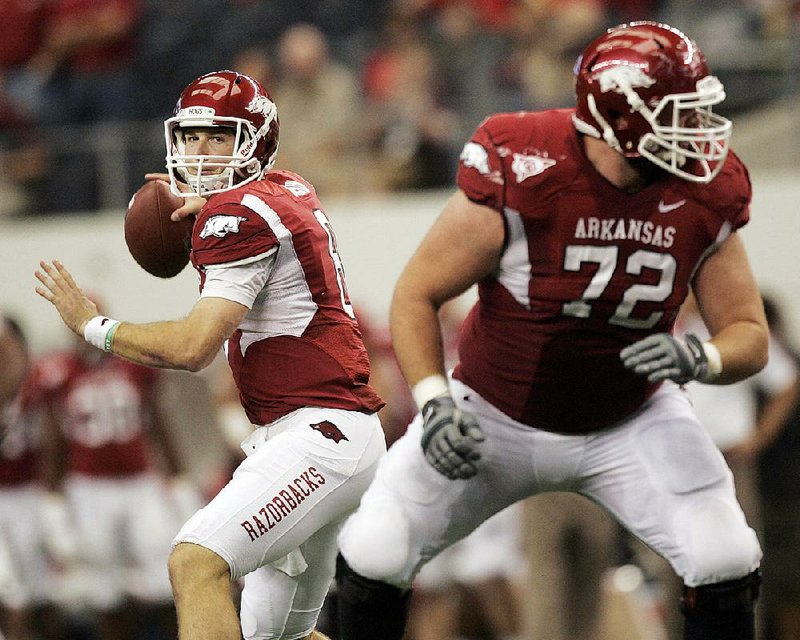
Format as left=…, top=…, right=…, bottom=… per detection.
left=338, top=380, right=761, bottom=590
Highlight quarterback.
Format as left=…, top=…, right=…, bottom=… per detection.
left=36, top=71, right=385, bottom=640
left=335, top=22, right=767, bottom=640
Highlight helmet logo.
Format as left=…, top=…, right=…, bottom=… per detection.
left=595, top=66, right=655, bottom=94
left=191, top=75, right=241, bottom=100
left=246, top=95, right=276, bottom=119
left=460, top=142, right=490, bottom=175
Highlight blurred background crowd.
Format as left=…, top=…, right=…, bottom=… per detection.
left=2, top=1, right=800, bottom=640
left=0, top=0, right=798, bottom=216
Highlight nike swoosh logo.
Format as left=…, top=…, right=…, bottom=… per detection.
left=658, top=199, right=686, bottom=213
left=101, top=318, right=110, bottom=326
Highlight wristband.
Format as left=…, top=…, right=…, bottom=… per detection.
left=701, top=341, right=722, bottom=382
left=412, top=374, right=450, bottom=410
left=105, top=321, right=120, bottom=352
left=83, top=316, right=121, bottom=352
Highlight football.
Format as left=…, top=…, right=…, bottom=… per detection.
left=124, top=180, right=193, bottom=278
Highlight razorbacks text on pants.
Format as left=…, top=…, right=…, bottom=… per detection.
left=240, top=466, right=327, bottom=541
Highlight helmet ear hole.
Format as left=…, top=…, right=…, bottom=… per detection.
left=607, top=109, right=623, bottom=125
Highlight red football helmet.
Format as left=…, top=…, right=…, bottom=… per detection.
left=573, top=22, right=731, bottom=183
left=164, top=70, right=280, bottom=196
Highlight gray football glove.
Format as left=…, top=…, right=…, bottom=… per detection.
left=420, top=395, right=485, bottom=480
left=620, top=333, right=709, bottom=384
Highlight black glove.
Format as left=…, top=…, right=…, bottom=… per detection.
left=420, top=395, right=485, bottom=480
left=620, top=332, right=710, bottom=384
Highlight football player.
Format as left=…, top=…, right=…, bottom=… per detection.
left=34, top=70, right=385, bottom=640
left=0, top=316, right=53, bottom=640
left=35, top=319, right=194, bottom=639
left=333, top=22, right=766, bottom=640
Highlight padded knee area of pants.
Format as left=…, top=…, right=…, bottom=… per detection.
left=338, top=502, right=411, bottom=585
left=675, top=497, right=761, bottom=586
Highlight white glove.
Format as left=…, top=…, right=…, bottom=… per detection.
left=620, top=333, right=717, bottom=384
left=40, top=492, right=79, bottom=566
left=420, top=395, right=485, bottom=480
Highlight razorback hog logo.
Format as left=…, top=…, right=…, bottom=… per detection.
left=310, top=420, right=348, bottom=443
left=459, top=142, right=490, bottom=175
left=595, top=66, right=655, bottom=95
left=247, top=94, right=276, bottom=119
left=199, top=215, right=248, bottom=239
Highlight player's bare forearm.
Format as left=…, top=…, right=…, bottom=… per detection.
left=36, top=260, right=246, bottom=372
left=91, top=300, right=245, bottom=371
left=704, top=320, right=769, bottom=384
left=693, top=232, right=769, bottom=383
left=390, top=287, right=447, bottom=388
left=110, top=321, right=217, bottom=371
left=390, top=190, right=504, bottom=388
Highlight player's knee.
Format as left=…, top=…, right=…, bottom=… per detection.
left=338, top=501, right=411, bottom=585
left=168, top=542, right=230, bottom=593
left=676, top=498, right=761, bottom=585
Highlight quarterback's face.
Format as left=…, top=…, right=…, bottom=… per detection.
left=181, top=127, right=236, bottom=174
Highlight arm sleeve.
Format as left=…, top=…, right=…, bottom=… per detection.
left=192, top=202, right=279, bottom=268
left=456, top=118, right=506, bottom=210
left=199, top=251, right=277, bottom=309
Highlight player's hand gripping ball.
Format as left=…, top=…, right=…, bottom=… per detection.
left=124, top=180, right=193, bottom=278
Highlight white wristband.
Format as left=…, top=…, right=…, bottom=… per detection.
left=412, top=374, right=450, bottom=410
left=701, top=341, right=722, bottom=382
left=83, top=316, right=121, bottom=352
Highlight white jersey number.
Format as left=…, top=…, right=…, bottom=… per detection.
left=313, top=209, right=356, bottom=319
left=562, top=245, right=676, bottom=329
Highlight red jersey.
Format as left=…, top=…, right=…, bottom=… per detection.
left=190, top=170, right=384, bottom=425
left=453, top=109, right=751, bottom=433
left=38, top=352, right=159, bottom=477
left=0, top=369, right=46, bottom=487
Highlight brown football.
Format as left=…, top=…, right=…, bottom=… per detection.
left=124, top=180, right=193, bottom=278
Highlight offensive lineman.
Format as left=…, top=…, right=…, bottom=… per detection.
left=335, top=22, right=766, bottom=640
left=35, top=70, right=386, bottom=640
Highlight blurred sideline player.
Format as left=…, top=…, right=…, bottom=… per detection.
left=35, top=69, right=385, bottom=640
left=335, top=21, right=768, bottom=640
left=36, top=301, right=195, bottom=640
left=756, top=295, right=800, bottom=640
left=0, top=316, right=57, bottom=640
left=522, top=492, right=620, bottom=640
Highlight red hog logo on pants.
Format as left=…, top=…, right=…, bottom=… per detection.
left=310, top=420, right=348, bottom=443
